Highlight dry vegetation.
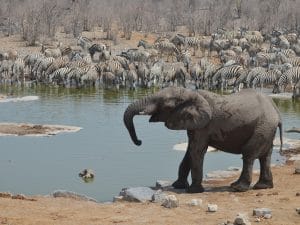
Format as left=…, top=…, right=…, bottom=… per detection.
left=0, top=0, right=299, bottom=45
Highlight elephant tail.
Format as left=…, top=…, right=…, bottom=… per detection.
left=278, top=121, right=283, bottom=153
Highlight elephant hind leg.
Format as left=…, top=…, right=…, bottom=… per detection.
left=230, top=157, right=254, bottom=192
left=253, top=149, right=273, bottom=189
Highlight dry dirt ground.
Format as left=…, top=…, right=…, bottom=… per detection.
left=0, top=158, right=299, bottom=225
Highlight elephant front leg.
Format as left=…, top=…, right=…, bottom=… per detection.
left=172, top=149, right=190, bottom=189
left=187, top=131, right=208, bottom=193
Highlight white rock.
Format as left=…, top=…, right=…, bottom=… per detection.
left=113, top=196, right=124, bottom=202
left=207, top=204, right=218, bottom=212
left=152, top=190, right=167, bottom=203
left=263, top=214, right=272, bottom=219
left=156, top=180, right=172, bottom=189
left=296, top=208, right=300, bottom=214
left=189, top=199, right=202, bottom=206
left=161, top=195, right=179, bottom=208
left=253, top=208, right=272, bottom=217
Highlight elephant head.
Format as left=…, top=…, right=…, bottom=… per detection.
left=123, top=87, right=212, bottom=146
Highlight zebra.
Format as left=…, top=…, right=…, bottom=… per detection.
left=246, top=67, right=266, bottom=87
left=274, top=67, right=300, bottom=93
left=276, top=52, right=300, bottom=67
left=254, top=52, right=277, bottom=67
left=189, top=62, right=203, bottom=89
left=170, top=34, right=200, bottom=56
left=11, top=58, right=25, bottom=84
left=88, top=43, right=106, bottom=60
left=162, top=62, right=189, bottom=88
left=77, top=36, right=93, bottom=51
left=212, top=65, right=246, bottom=91
left=251, top=69, right=282, bottom=89
left=137, top=40, right=153, bottom=49
left=176, top=50, right=191, bottom=71
left=49, top=67, right=74, bottom=86
left=153, top=39, right=179, bottom=62
left=35, top=57, right=55, bottom=82
left=44, top=57, right=69, bottom=81
left=23, top=53, right=44, bottom=77
left=121, top=49, right=150, bottom=63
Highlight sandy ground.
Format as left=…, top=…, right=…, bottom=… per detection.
left=0, top=123, right=81, bottom=136
left=0, top=152, right=299, bottom=225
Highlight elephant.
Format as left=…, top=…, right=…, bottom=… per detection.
left=123, top=87, right=283, bottom=193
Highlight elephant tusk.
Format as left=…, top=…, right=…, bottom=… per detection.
left=139, top=111, right=146, bottom=115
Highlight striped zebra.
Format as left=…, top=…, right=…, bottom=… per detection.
left=153, top=39, right=179, bottom=62
left=276, top=52, right=300, bottom=67
left=23, top=53, right=44, bottom=77
left=44, top=57, right=69, bottom=81
left=162, top=62, right=189, bottom=88
left=212, top=65, right=246, bottom=91
left=254, top=52, right=277, bottom=67
left=274, top=67, right=300, bottom=93
left=170, top=34, right=201, bottom=56
left=77, top=36, right=93, bottom=51
left=251, top=69, right=282, bottom=89
left=11, top=58, right=25, bottom=84
left=66, top=65, right=91, bottom=87
left=176, top=50, right=191, bottom=71
left=88, top=43, right=106, bottom=59
left=35, top=57, right=55, bottom=82
left=137, top=40, right=153, bottom=49
left=278, top=49, right=296, bottom=58
left=49, top=67, right=73, bottom=86
left=246, top=67, right=266, bottom=87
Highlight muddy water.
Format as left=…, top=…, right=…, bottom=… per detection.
left=0, top=85, right=299, bottom=201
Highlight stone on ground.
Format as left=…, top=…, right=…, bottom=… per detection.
left=120, top=187, right=155, bottom=202
left=161, top=195, right=179, bottom=208
left=253, top=208, right=272, bottom=217
left=207, top=204, right=218, bottom=212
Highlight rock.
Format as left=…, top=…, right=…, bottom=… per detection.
left=189, top=198, right=202, bottom=206
left=264, top=214, right=272, bottom=219
left=205, top=170, right=240, bottom=180
left=155, top=180, right=173, bottom=189
left=113, top=196, right=124, bottom=202
left=161, top=195, right=179, bottom=208
left=207, top=204, right=218, bottom=212
left=294, top=160, right=300, bottom=174
left=253, top=208, right=272, bottom=217
left=0, top=192, right=12, bottom=198
left=289, top=154, right=300, bottom=161
left=121, top=187, right=155, bottom=202
left=219, top=221, right=234, bottom=225
left=234, top=213, right=251, bottom=225
left=52, top=190, right=97, bottom=202
left=152, top=190, right=167, bottom=203
left=227, top=167, right=242, bottom=171
left=78, top=169, right=95, bottom=179
left=296, top=208, right=300, bottom=214
left=296, top=192, right=300, bottom=196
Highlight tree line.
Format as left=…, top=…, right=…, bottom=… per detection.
left=0, top=0, right=299, bottom=45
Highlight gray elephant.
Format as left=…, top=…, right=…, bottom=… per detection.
left=123, top=87, right=283, bottom=193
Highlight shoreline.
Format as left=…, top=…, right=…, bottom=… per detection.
left=0, top=148, right=299, bottom=225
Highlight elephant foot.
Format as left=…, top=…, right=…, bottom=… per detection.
left=253, top=181, right=273, bottom=190
left=172, top=179, right=189, bottom=189
left=230, top=180, right=250, bottom=192
left=186, top=184, right=204, bottom=193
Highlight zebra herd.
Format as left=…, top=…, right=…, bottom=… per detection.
left=0, top=29, right=300, bottom=95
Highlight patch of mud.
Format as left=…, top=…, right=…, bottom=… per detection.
left=0, top=123, right=81, bottom=136
left=0, top=96, right=39, bottom=103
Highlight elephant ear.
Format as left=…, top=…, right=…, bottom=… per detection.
left=165, top=94, right=212, bottom=130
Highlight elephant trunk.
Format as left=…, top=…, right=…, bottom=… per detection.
left=123, top=96, right=155, bottom=146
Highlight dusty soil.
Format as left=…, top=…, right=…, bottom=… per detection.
left=0, top=155, right=299, bottom=225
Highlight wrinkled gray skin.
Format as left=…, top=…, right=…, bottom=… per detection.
left=123, top=87, right=283, bottom=193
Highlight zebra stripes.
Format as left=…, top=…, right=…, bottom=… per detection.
left=171, top=34, right=201, bottom=56
left=153, top=39, right=179, bottom=62
left=276, top=67, right=300, bottom=92
left=252, top=69, right=282, bottom=89
left=212, top=65, right=246, bottom=91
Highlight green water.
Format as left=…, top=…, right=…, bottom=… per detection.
left=0, top=85, right=299, bottom=202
